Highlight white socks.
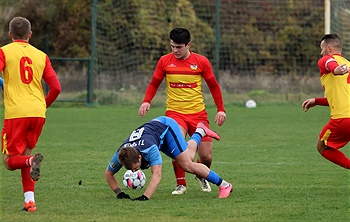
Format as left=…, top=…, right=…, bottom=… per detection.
left=24, top=191, right=35, bottom=203
left=195, top=128, right=206, bottom=137
left=219, top=180, right=230, bottom=187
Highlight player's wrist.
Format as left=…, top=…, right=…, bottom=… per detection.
left=314, top=97, right=327, bottom=106
left=113, top=188, right=122, bottom=195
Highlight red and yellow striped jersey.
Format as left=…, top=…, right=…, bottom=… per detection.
left=318, top=54, right=350, bottom=119
left=151, top=52, right=224, bottom=114
left=0, top=40, right=56, bottom=119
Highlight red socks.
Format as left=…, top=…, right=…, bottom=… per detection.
left=172, top=158, right=212, bottom=186
left=172, top=160, right=186, bottom=186
left=321, top=148, right=350, bottom=169
left=7, top=155, right=31, bottom=170
left=22, top=167, right=35, bottom=192
left=6, top=155, right=35, bottom=194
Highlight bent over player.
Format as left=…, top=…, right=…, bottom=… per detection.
left=105, top=116, right=233, bottom=200
left=1, top=17, right=61, bottom=212
left=302, top=34, right=350, bottom=169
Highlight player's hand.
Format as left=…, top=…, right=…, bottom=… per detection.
left=132, top=194, right=149, bottom=201
left=301, top=98, right=316, bottom=112
left=334, top=64, right=349, bottom=75
left=138, top=102, right=151, bottom=117
left=116, top=192, right=131, bottom=199
left=214, top=111, right=226, bottom=126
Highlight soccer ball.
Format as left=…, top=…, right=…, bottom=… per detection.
left=245, top=99, right=257, bottom=108
left=122, top=170, right=146, bottom=189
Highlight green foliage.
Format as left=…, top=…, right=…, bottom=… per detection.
left=0, top=0, right=334, bottom=95
left=0, top=0, right=91, bottom=57
left=96, top=0, right=214, bottom=78
left=1, top=105, right=349, bottom=221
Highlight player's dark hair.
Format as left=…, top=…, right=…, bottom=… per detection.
left=9, top=17, right=31, bottom=40
left=170, top=28, right=191, bottom=45
left=321, top=33, right=342, bottom=49
left=118, top=146, right=140, bottom=170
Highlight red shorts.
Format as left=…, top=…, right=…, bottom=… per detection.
left=319, top=118, right=350, bottom=149
left=2, top=117, right=45, bottom=155
left=165, top=110, right=212, bottom=142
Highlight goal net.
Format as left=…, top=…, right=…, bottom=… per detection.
left=95, top=0, right=327, bottom=95
left=330, top=0, right=350, bottom=59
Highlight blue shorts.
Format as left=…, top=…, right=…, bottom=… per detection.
left=152, top=116, right=188, bottom=159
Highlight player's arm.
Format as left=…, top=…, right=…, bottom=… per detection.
left=0, top=48, right=5, bottom=72
left=105, top=152, right=130, bottom=199
left=105, top=168, right=131, bottom=199
left=42, top=56, right=61, bottom=107
left=138, top=75, right=163, bottom=117
left=302, top=97, right=328, bottom=112
left=322, top=57, right=349, bottom=75
left=205, top=76, right=226, bottom=126
left=138, top=164, right=162, bottom=200
left=133, top=147, right=162, bottom=201
left=333, top=64, right=349, bottom=75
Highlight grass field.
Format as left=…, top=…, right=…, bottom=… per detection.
left=0, top=104, right=349, bottom=221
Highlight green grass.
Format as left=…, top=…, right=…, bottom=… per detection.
left=1, top=104, right=349, bottom=221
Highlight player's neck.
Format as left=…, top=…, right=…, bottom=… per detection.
left=182, top=51, right=191, bottom=60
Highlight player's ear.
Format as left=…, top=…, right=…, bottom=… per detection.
left=139, top=155, right=142, bottom=161
left=8, top=31, right=12, bottom=39
left=327, top=45, right=332, bottom=53
left=28, top=31, right=32, bottom=40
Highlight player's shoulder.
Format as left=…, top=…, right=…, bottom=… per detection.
left=1, top=42, right=14, bottom=50
left=190, top=52, right=210, bottom=63
left=191, top=52, right=208, bottom=59
left=318, top=55, right=333, bottom=65
left=160, top=53, right=174, bottom=59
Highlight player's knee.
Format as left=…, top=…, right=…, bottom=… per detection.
left=2, top=155, right=12, bottom=170
left=178, top=162, right=192, bottom=173
left=316, top=140, right=327, bottom=154
left=2, top=162, right=12, bottom=170
left=199, top=155, right=212, bottom=164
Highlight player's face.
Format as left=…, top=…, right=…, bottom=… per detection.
left=129, top=156, right=142, bottom=172
left=320, top=40, right=330, bottom=57
left=170, top=40, right=190, bottom=60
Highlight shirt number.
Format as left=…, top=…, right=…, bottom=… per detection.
left=129, top=127, right=145, bottom=141
left=20, top=57, right=33, bottom=84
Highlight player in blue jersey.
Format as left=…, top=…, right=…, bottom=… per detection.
left=105, top=116, right=233, bottom=200
left=0, top=77, right=3, bottom=90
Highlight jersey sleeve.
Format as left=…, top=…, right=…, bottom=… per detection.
left=142, top=57, right=165, bottom=103
left=318, top=55, right=339, bottom=74
left=107, top=150, right=124, bottom=174
left=142, top=76, right=163, bottom=103
left=42, top=56, right=61, bottom=107
left=198, top=55, right=225, bottom=112
left=143, top=145, right=162, bottom=166
left=0, top=49, right=5, bottom=71
left=315, top=97, right=329, bottom=106
left=205, top=77, right=226, bottom=112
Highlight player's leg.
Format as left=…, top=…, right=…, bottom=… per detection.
left=2, top=119, right=32, bottom=170
left=186, top=111, right=218, bottom=192
left=18, top=118, right=45, bottom=211
left=196, top=141, right=212, bottom=192
left=197, top=141, right=212, bottom=168
left=21, top=147, right=36, bottom=212
left=165, top=112, right=189, bottom=194
left=22, top=118, right=45, bottom=212
left=317, top=119, right=350, bottom=169
left=174, top=148, right=232, bottom=199
left=318, top=139, right=350, bottom=169
left=161, top=118, right=232, bottom=198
